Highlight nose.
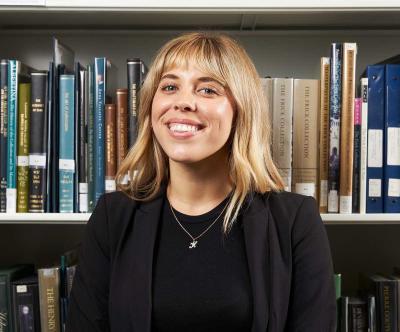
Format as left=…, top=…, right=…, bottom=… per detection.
left=174, top=90, right=196, bottom=112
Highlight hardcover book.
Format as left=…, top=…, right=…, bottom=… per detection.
left=38, top=267, right=60, bottom=332
left=0, top=59, right=8, bottom=212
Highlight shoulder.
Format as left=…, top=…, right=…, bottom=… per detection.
left=100, top=190, right=138, bottom=211
left=262, top=190, right=321, bottom=231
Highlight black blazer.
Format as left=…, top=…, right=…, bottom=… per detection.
left=66, top=188, right=336, bottom=332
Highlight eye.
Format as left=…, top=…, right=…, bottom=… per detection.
left=160, top=84, right=177, bottom=92
left=199, top=87, right=217, bottom=95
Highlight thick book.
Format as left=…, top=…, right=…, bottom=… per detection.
left=127, top=58, right=146, bottom=149
left=359, top=78, right=369, bottom=214
left=105, top=103, right=116, bottom=193
left=59, top=75, right=75, bottom=213
left=11, top=275, right=41, bottom=332
left=116, top=88, right=128, bottom=169
left=0, top=59, right=8, bottom=212
left=352, top=98, right=362, bottom=213
left=49, top=38, right=75, bottom=213
left=328, top=43, right=343, bottom=213
left=6, top=60, right=32, bottom=213
left=339, top=43, right=357, bottom=213
left=366, top=65, right=385, bottom=213
left=319, top=57, right=330, bottom=213
left=348, top=297, right=368, bottom=331
left=29, top=71, right=49, bottom=213
left=272, top=78, right=293, bottom=192
left=38, top=267, right=60, bottom=332
left=17, top=82, right=31, bottom=212
left=383, top=64, right=400, bottom=212
left=78, top=68, right=88, bottom=213
left=292, top=79, right=319, bottom=199
left=0, top=264, right=35, bottom=332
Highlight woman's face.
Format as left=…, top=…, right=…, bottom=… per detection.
left=151, top=62, right=235, bottom=164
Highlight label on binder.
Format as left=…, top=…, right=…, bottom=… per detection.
left=339, top=196, right=352, bottom=214
left=328, top=190, right=338, bottom=212
left=368, top=129, right=383, bottom=167
left=388, top=178, right=400, bottom=197
left=368, top=179, right=381, bottom=197
left=59, top=159, right=75, bottom=171
left=16, top=285, right=27, bottom=293
left=105, top=179, right=116, bottom=192
left=387, top=127, right=400, bottom=166
left=295, top=183, right=315, bottom=197
left=6, top=188, right=16, bottom=213
left=29, top=154, right=46, bottom=167
left=320, top=180, right=328, bottom=207
left=17, top=156, right=29, bottom=167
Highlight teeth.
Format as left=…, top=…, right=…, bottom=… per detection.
left=169, top=123, right=199, bottom=133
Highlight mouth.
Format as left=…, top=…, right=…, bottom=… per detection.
left=166, top=122, right=206, bottom=133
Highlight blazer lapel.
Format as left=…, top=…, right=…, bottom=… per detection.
left=130, top=190, right=165, bottom=332
left=243, top=193, right=270, bottom=332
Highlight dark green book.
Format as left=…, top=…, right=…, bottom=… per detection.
left=0, top=264, right=35, bottom=332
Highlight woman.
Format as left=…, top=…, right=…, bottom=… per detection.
left=66, top=32, right=336, bottom=332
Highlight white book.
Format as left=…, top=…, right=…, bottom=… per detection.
left=359, top=77, right=368, bottom=214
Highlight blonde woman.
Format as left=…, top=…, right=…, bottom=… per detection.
left=66, top=32, right=336, bottom=331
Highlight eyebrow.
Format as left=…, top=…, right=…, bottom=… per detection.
left=160, top=73, right=223, bottom=86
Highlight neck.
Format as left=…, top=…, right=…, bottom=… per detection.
left=167, top=149, right=233, bottom=215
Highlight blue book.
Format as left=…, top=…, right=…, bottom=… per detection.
left=366, top=65, right=385, bottom=213
left=6, top=60, right=32, bottom=213
left=87, top=64, right=95, bottom=212
left=94, top=58, right=106, bottom=205
left=59, top=75, right=75, bottom=213
left=327, top=43, right=342, bottom=213
left=383, top=64, right=400, bottom=212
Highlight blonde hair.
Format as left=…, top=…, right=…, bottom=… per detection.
left=116, top=31, right=284, bottom=234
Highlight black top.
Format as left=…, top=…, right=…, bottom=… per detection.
left=152, top=195, right=253, bottom=332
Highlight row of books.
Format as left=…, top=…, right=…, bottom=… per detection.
left=336, top=269, right=400, bottom=332
left=267, top=41, right=400, bottom=214
left=0, top=37, right=147, bottom=213
left=0, top=249, right=78, bottom=332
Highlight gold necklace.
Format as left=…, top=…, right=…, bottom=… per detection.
left=169, top=199, right=230, bottom=249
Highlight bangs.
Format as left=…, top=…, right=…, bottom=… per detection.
left=160, top=37, right=228, bottom=88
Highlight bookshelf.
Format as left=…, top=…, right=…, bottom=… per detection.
left=1, top=3, right=400, bottom=296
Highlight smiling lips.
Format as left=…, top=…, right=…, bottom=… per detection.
left=165, top=118, right=206, bottom=135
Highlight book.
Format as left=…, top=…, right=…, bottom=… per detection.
left=17, top=82, right=31, bottom=212
left=328, top=43, right=342, bottom=213
left=272, top=78, right=293, bottom=192
left=78, top=67, right=88, bottom=213
left=383, top=64, right=400, bottom=212
left=29, top=71, right=49, bottom=213
left=359, top=78, right=368, bottom=214
left=292, top=79, right=319, bottom=198
left=11, top=275, right=41, bottom=332
left=319, top=57, right=330, bottom=213
left=105, top=103, right=116, bottom=193
left=127, top=58, right=145, bottom=149
left=0, top=59, right=8, bottom=212
left=352, top=98, right=362, bottom=213
left=339, top=43, right=357, bottom=214
left=38, top=267, right=60, bottom=332
left=0, top=264, right=35, bottom=332
left=6, top=60, right=32, bottom=213
left=366, top=65, right=385, bottom=213
left=59, top=74, right=75, bottom=213
left=87, top=64, right=95, bottom=212
left=116, top=88, right=128, bottom=169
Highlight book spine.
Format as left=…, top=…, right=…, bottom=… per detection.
left=59, top=75, right=75, bottom=213
left=94, top=58, right=106, bottom=205
left=319, top=57, right=330, bottom=213
left=0, top=275, right=10, bottom=332
left=383, top=64, right=400, bottom=212
left=378, top=280, right=398, bottom=331
left=29, top=71, right=48, bottom=213
left=79, top=69, right=88, bottom=213
left=17, top=83, right=31, bottom=212
left=116, top=88, right=128, bottom=169
left=368, top=295, right=376, bottom=332
left=260, top=77, right=273, bottom=128
left=328, top=43, right=342, bottom=213
left=45, top=62, right=54, bottom=212
left=38, top=268, right=60, bottom=332
left=341, top=296, right=349, bottom=332
left=352, top=98, right=362, bottom=213
left=339, top=43, right=357, bottom=213
left=272, top=78, right=293, bottom=192
left=366, top=65, right=385, bottom=213
left=87, top=64, right=95, bottom=212
left=6, top=60, right=19, bottom=213
left=73, top=63, right=81, bottom=213
left=12, top=280, right=41, bottom=331
left=0, top=59, right=8, bottom=212
left=360, top=78, right=369, bottom=214
left=292, top=79, right=319, bottom=198
left=105, top=104, right=116, bottom=193
left=127, top=59, right=144, bottom=148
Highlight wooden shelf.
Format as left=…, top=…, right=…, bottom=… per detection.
left=0, top=213, right=400, bottom=225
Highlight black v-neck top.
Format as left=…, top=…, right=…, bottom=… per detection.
left=151, top=195, right=253, bottom=332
